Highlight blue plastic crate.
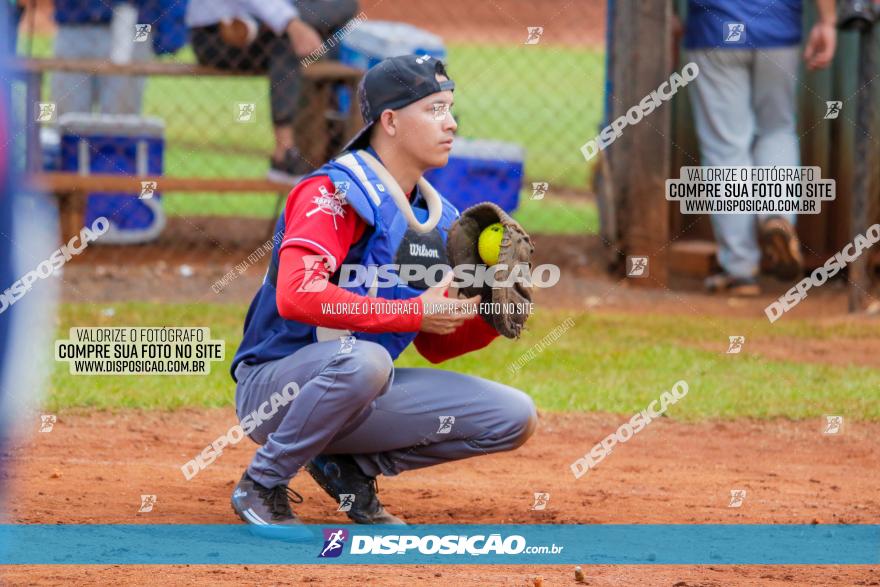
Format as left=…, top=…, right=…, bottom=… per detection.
left=58, top=114, right=165, bottom=243
left=425, top=139, right=525, bottom=213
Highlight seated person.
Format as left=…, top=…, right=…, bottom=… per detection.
left=186, top=0, right=359, bottom=182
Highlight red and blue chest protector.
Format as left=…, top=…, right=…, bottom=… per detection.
left=231, top=150, right=460, bottom=379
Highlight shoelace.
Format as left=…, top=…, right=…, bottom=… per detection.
left=363, top=478, right=383, bottom=512
left=258, top=484, right=303, bottom=519
left=285, top=486, right=304, bottom=505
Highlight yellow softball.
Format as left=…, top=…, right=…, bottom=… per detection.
left=478, top=222, right=504, bottom=265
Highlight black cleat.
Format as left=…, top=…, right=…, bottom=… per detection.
left=231, top=471, right=311, bottom=540
left=306, top=455, right=406, bottom=525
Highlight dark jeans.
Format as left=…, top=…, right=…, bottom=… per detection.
left=190, top=0, right=358, bottom=125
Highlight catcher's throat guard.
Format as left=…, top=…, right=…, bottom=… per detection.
left=335, top=150, right=444, bottom=234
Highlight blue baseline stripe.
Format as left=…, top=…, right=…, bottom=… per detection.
left=0, top=525, right=878, bottom=565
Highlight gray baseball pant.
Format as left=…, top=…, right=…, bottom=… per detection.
left=686, top=47, right=801, bottom=279
left=233, top=339, right=538, bottom=488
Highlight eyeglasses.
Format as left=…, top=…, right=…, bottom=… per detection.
left=432, top=103, right=452, bottom=121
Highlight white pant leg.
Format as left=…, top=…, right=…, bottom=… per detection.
left=687, top=49, right=761, bottom=278
left=752, top=46, right=801, bottom=225
left=51, top=23, right=150, bottom=116
left=51, top=25, right=110, bottom=115
left=99, top=39, right=152, bottom=114
left=99, top=3, right=152, bottom=115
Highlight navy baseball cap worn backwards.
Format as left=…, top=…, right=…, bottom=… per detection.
left=342, top=54, right=455, bottom=153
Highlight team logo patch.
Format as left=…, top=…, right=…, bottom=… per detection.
left=306, top=182, right=350, bottom=229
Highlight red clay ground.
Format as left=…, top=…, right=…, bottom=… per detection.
left=363, top=0, right=606, bottom=47
left=6, top=220, right=880, bottom=584
left=4, top=565, right=879, bottom=586
left=3, top=411, right=879, bottom=585
left=26, top=0, right=606, bottom=47
left=13, top=3, right=879, bottom=583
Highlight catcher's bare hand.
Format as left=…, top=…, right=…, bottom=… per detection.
left=287, top=18, right=323, bottom=58
left=419, top=272, right=481, bottom=335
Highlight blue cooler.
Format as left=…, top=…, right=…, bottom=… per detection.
left=338, top=21, right=447, bottom=112
left=58, top=113, right=165, bottom=244
left=425, top=139, right=525, bottom=213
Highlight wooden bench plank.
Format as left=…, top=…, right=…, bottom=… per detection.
left=11, top=56, right=364, bottom=241
left=31, top=172, right=295, bottom=242
left=6, top=57, right=363, bottom=82
left=27, top=172, right=296, bottom=194
left=668, top=240, right=718, bottom=278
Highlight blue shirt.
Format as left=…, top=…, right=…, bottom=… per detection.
left=685, top=0, right=803, bottom=49
left=53, top=0, right=189, bottom=55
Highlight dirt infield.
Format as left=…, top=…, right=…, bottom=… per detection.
left=362, top=0, right=605, bottom=47
left=13, top=222, right=876, bottom=585
left=3, top=411, right=879, bottom=584
left=4, top=565, right=878, bottom=586
left=26, top=0, right=606, bottom=47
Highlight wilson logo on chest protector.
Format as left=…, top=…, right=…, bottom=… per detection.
left=409, top=243, right=440, bottom=258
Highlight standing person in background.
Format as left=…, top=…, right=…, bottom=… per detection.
left=51, top=0, right=152, bottom=116
left=50, top=0, right=187, bottom=116
left=683, top=0, right=837, bottom=296
left=186, top=0, right=359, bottom=182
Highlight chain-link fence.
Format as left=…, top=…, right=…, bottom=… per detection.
left=11, top=0, right=603, bottom=237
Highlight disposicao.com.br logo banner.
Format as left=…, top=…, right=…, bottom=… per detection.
left=319, top=527, right=562, bottom=559
left=0, top=525, right=877, bottom=565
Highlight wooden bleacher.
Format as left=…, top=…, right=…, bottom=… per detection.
left=9, top=57, right=364, bottom=239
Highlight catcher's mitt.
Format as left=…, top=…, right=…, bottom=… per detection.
left=447, top=202, right=535, bottom=338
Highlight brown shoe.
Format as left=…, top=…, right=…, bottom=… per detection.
left=759, top=218, right=804, bottom=280
left=704, top=273, right=761, bottom=297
